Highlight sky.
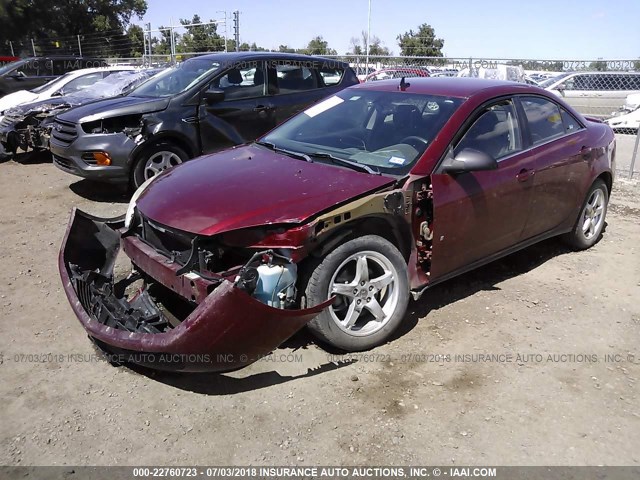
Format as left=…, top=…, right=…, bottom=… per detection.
left=134, top=0, right=640, bottom=60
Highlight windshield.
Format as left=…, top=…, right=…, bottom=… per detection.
left=30, top=71, right=75, bottom=94
left=0, top=59, right=25, bottom=76
left=261, top=89, right=463, bottom=174
left=539, top=73, right=571, bottom=88
left=65, top=70, right=157, bottom=101
left=130, top=58, right=220, bottom=97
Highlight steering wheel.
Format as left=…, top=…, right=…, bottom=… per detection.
left=399, top=135, right=429, bottom=149
left=339, top=135, right=367, bottom=150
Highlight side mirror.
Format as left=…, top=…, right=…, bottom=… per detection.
left=204, top=88, right=225, bottom=105
left=555, top=84, right=565, bottom=94
left=440, top=148, right=498, bottom=175
left=51, top=90, right=64, bottom=97
left=10, top=72, right=26, bottom=79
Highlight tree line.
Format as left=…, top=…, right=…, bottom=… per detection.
left=0, top=1, right=445, bottom=58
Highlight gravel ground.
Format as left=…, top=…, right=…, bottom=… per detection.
left=0, top=153, right=638, bottom=466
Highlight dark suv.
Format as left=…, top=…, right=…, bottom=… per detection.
left=49, top=52, right=358, bottom=188
left=0, top=56, right=106, bottom=97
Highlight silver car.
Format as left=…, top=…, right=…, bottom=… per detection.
left=543, top=71, right=640, bottom=118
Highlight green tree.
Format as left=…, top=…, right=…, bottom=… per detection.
left=397, top=23, right=444, bottom=57
left=589, top=60, right=607, bottom=71
left=304, top=36, right=337, bottom=55
left=0, top=0, right=147, bottom=56
left=278, top=44, right=296, bottom=53
left=152, top=27, right=174, bottom=55
left=178, top=14, right=223, bottom=52
left=126, top=24, right=145, bottom=57
left=350, top=31, right=390, bottom=56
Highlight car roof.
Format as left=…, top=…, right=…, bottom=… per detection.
left=188, top=51, right=351, bottom=67
left=352, top=77, right=542, bottom=98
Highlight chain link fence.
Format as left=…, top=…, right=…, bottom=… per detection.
left=2, top=44, right=639, bottom=177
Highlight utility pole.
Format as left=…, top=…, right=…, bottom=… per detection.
left=9, top=41, right=14, bottom=56
left=31, top=38, right=36, bottom=56
left=365, top=0, right=371, bottom=72
left=146, top=23, right=152, bottom=58
left=233, top=11, right=240, bottom=52
left=216, top=11, right=228, bottom=52
left=77, top=35, right=82, bottom=56
left=169, top=18, right=176, bottom=63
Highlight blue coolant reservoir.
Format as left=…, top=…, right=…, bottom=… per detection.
left=253, top=263, right=297, bottom=308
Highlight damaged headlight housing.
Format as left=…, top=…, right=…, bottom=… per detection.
left=81, top=115, right=143, bottom=135
left=125, top=175, right=158, bottom=229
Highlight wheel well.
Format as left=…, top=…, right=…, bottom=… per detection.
left=134, top=135, right=195, bottom=163
left=312, top=215, right=412, bottom=262
left=597, top=171, right=613, bottom=195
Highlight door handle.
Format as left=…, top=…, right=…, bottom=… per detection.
left=253, top=105, right=273, bottom=112
left=516, top=168, right=534, bottom=182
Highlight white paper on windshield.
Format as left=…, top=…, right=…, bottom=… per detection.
left=304, top=96, right=344, bottom=117
left=389, top=156, right=406, bottom=165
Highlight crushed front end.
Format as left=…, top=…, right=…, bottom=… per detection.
left=0, top=108, right=61, bottom=153
left=59, top=209, right=331, bottom=372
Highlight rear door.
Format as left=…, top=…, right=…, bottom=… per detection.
left=267, top=60, right=349, bottom=125
left=517, top=95, right=590, bottom=238
left=430, top=98, right=534, bottom=279
left=198, top=60, right=270, bottom=153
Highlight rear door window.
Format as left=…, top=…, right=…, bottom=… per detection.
left=520, top=96, right=565, bottom=144
left=274, top=62, right=318, bottom=93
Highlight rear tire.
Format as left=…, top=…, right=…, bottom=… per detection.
left=561, top=179, right=608, bottom=250
left=302, top=235, right=410, bottom=351
left=131, top=142, right=188, bottom=189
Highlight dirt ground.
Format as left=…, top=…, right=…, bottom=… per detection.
left=0, top=151, right=639, bottom=467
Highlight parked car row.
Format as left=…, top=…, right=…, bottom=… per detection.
left=0, top=68, right=160, bottom=154
left=0, top=56, right=107, bottom=97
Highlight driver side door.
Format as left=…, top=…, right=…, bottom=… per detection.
left=198, top=60, right=271, bottom=153
left=429, top=98, right=535, bottom=280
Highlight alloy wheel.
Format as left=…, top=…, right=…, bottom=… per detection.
left=144, top=151, right=183, bottom=180
left=581, top=188, right=605, bottom=239
left=327, top=250, right=399, bottom=336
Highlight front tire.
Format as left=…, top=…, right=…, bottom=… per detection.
left=562, top=179, right=608, bottom=250
left=132, top=142, right=188, bottom=189
left=302, top=235, right=410, bottom=351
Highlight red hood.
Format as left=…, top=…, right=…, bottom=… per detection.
left=136, top=144, right=394, bottom=236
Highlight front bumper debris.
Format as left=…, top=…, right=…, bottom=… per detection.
left=59, top=209, right=331, bottom=372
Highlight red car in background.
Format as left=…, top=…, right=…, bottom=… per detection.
left=59, top=78, right=615, bottom=372
left=0, top=56, right=19, bottom=67
left=362, top=67, right=430, bottom=82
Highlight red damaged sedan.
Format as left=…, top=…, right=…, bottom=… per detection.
left=59, top=78, right=615, bottom=372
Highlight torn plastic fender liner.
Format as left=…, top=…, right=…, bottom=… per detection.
left=59, top=209, right=333, bottom=372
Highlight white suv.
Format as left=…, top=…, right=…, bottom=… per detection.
left=543, top=71, right=640, bottom=118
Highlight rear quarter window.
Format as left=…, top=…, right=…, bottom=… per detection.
left=318, top=67, right=344, bottom=86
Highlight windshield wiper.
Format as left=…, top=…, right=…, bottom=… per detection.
left=308, top=152, right=380, bottom=175
left=255, top=141, right=313, bottom=162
